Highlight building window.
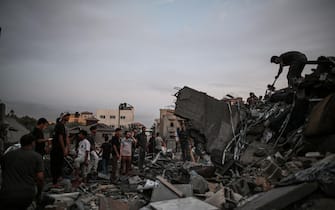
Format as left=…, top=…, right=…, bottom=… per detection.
left=170, top=122, right=174, bottom=127
left=120, top=116, right=126, bottom=120
left=110, top=115, right=116, bottom=119
left=100, top=115, right=106, bottom=119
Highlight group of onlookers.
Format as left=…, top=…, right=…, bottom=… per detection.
left=0, top=112, right=169, bottom=209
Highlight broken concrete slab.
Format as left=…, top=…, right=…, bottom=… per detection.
left=157, top=176, right=185, bottom=197
left=99, top=197, right=129, bottom=210
left=205, top=188, right=226, bottom=208
left=150, top=197, right=219, bottom=210
left=237, top=182, right=318, bottom=210
left=151, top=183, right=193, bottom=202
left=175, top=86, right=242, bottom=164
left=190, top=171, right=209, bottom=194
left=128, top=175, right=143, bottom=185
left=205, top=187, right=242, bottom=208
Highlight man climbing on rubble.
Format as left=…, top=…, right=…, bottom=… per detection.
left=50, top=112, right=70, bottom=188
left=110, top=128, right=121, bottom=182
left=74, top=130, right=90, bottom=183
left=31, top=117, right=49, bottom=157
left=271, top=51, right=307, bottom=87
left=87, top=125, right=99, bottom=176
left=0, top=134, right=44, bottom=209
left=136, top=126, right=147, bottom=172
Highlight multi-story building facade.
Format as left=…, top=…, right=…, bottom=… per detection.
left=159, top=109, right=184, bottom=151
left=68, top=111, right=98, bottom=125
left=96, top=104, right=134, bottom=129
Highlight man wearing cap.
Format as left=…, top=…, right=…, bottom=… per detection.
left=50, top=112, right=70, bottom=187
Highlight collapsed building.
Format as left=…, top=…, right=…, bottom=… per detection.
left=2, top=56, right=335, bottom=210
left=173, top=55, right=335, bottom=209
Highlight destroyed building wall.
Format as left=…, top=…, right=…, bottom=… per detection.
left=174, top=86, right=241, bottom=161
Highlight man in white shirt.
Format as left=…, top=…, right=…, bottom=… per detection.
left=74, top=130, right=90, bottom=181
left=120, top=131, right=134, bottom=175
left=155, top=132, right=165, bottom=154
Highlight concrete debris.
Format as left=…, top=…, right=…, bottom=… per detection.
left=1, top=54, right=335, bottom=210
left=151, top=183, right=193, bottom=202
left=150, top=197, right=219, bottom=210
left=190, top=171, right=209, bottom=194
left=237, top=182, right=318, bottom=210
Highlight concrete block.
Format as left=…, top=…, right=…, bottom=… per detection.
left=151, top=184, right=193, bottom=202
left=237, top=182, right=318, bottom=210
left=150, top=197, right=218, bottom=210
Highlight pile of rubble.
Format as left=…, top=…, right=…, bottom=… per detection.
left=34, top=56, right=335, bottom=210
left=172, top=56, right=335, bottom=210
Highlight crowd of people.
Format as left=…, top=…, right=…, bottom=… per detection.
left=0, top=113, right=178, bottom=209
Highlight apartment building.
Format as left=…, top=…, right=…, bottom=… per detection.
left=96, top=104, right=134, bottom=129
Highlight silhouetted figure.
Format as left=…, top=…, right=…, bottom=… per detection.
left=271, top=51, right=307, bottom=87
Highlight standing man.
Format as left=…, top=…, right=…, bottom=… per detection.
left=110, top=128, right=121, bottom=182
left=74, top=130, right=90, bottom=182
left=148, top=133, right=155, bottom=155
left=120, top=131, right=133, bottom=175
left=0, top=134, right=44, bottom=209
left=87, top=125, right=99, bottom=175
left=154, top=132, right=165, bottom=154
left=100, top=135, right=112, bottom=175
left=50, top=113, right=70, bottom=187
left=178, top=124, right=190, bottom=161
left=136, top=126, right=147, bottom=172
left=271, top=51, right=307, bottom=87
left=131, top=129, right=138, bottom=164
left=31, top=117, right=49, bottom=157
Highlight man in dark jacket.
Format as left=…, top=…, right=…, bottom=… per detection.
left=136, top=127, right=147, bottom=171
left=0, top=134, right=44, bottom=209
left=271, top=51, right=307, bottom=87
left=31, top=117, right=49, bottom=156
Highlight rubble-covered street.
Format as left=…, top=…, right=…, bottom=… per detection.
left=1, top=1, right=335, bottom=209
left=1, top=55, right=333, bottom=210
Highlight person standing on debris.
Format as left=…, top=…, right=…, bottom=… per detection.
left=74, top=130, right=90, bottom=182
left=0, top=134, right=44, bottom=209
left=50, top=112, right=70, bottom=187
left=271, top=51, right=307, bottom=87
left=247, top=92, right=259, bottom=107
left=136, top=126, right=147, bottom=171
left=31, top=117, right=49, bottom=157
left=110, top=128, right=122, bottom=182
left=131, top=129, right=138, bottom=164
left=155, top=132, right=166, bottom=154
left=120, top=131, right=133, bottom=175
left=87, top=125, right=99, bottom=175
left=148, top=132, right=155, bottom=155
left=100, top=134, right=112, bottom=175
left=178, top=124, right=191, bottom=161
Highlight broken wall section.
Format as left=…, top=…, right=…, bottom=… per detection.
left=175, top=86, right=242, bottom=163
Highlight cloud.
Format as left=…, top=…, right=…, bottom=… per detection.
left=1, top=0, right=335, bottom=126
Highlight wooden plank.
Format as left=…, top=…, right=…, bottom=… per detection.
left=156, top=176, right=185, bottom=198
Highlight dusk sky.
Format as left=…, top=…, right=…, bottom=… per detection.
left=1, top=0, right=335, bottom=126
